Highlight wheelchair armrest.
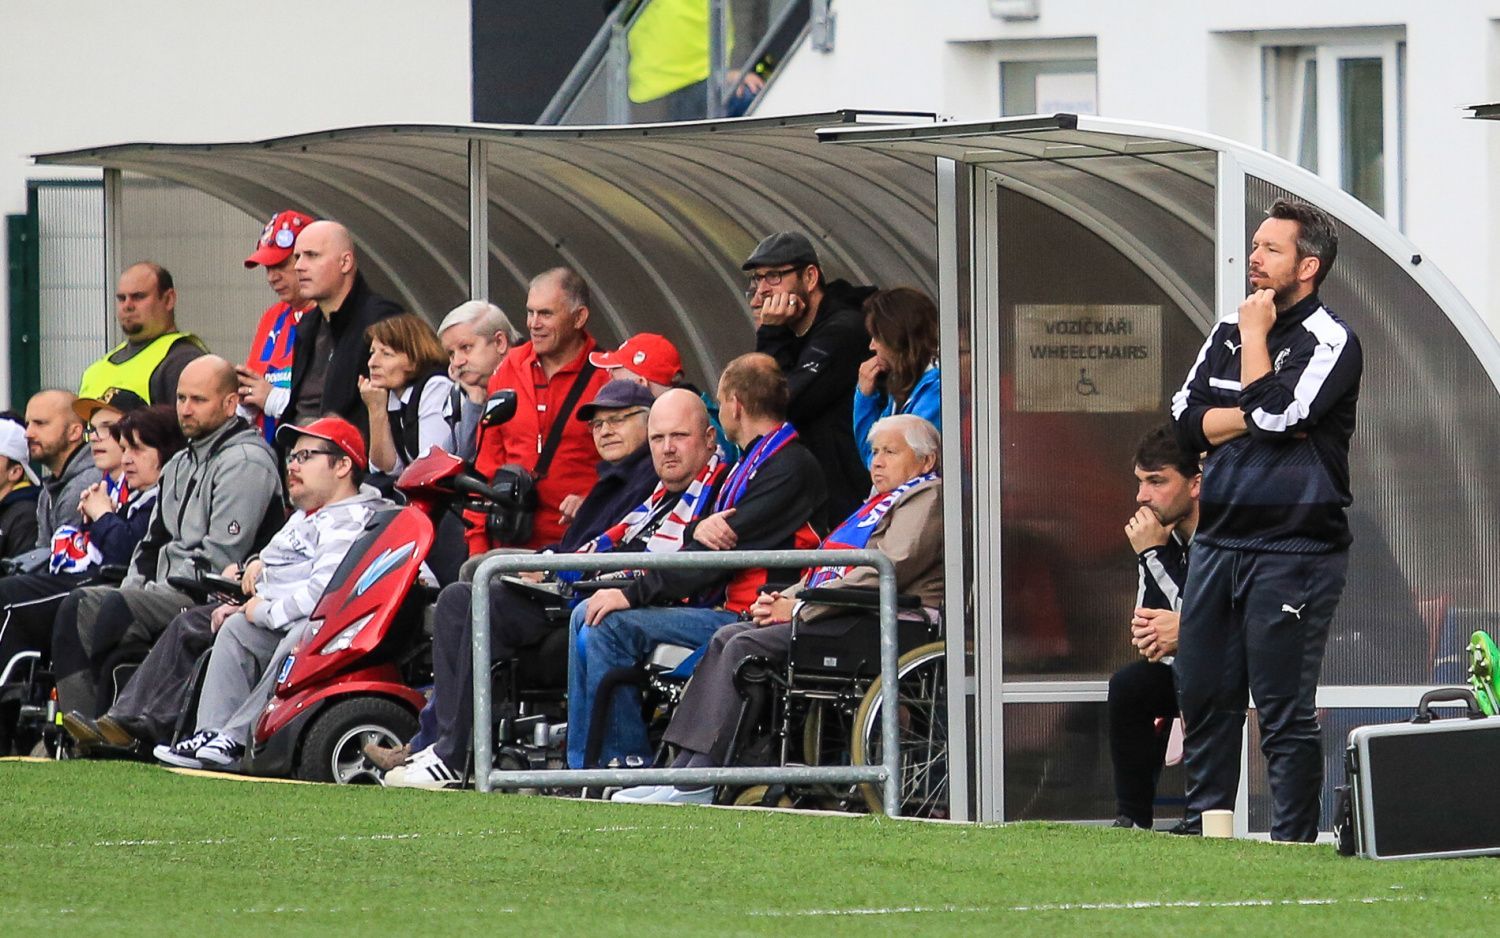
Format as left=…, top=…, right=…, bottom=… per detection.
left=95, top=564, right=128, bottom=585
left=796, top=586, right=922, bottom=611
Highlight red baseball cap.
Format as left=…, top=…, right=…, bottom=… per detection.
left=245, top=209, right=316, bottom=269
left=589, top=333, right=683, bottom=386
left=275, top=416, right=368, bottom=471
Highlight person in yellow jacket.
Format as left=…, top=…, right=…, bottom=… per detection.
left=78, top=262, right=207, bottom=404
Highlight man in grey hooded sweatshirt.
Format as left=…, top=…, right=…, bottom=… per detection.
left=51, top=356, right=282, bottom=718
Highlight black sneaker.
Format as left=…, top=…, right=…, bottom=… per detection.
left=1111, top=815, right=1148, bottom=830
left=1166, top=818, right=1201, bottom=836
left=195, top=734, right=245, bottom=768
left=153, top=729, right=217, bottom=769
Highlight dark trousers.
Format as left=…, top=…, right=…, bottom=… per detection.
left=1174, top=543, right=1348, bottom=842
left=0, top=572, right=89, bottom=666
left=1106, top=659, right=1178, bottom=827
left=107, top=604, right=216, bottom=743
left=427, top=580, right=557, bottom=769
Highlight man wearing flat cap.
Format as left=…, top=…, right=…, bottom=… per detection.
left=744, top=231, right=874, bottom=525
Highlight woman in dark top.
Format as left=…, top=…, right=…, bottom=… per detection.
left=359, top=313, right=456, bottom=476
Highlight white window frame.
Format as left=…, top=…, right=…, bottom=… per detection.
left=1260, top=31, right=1405, bottom=229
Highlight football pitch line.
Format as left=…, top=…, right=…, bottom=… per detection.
left=752, top=895, right=1432, bottom=917
left=0, top=823, right=694, bottom=851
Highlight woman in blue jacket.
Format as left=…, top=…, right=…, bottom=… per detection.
left=852, top=287, right=942, bottom=467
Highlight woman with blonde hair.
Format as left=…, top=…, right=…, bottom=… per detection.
left=359, top=313, right=456, bottom=475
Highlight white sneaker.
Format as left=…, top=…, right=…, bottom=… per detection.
left=195, top=734, right=245, bottom=768
left=610, top=784, right=670, bottom=802
left=635, top=785, right=714, bottom=805
left=153, top=729, right=217, bottom=769
left=382, top=745, right=462, bottom=790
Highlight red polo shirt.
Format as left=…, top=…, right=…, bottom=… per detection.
left=466, top=336, right=611, bottom=553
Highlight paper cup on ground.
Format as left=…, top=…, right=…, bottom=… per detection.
left=1202, top=809, right=1234, bottom=838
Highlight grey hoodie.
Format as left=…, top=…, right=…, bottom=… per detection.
left=10, top=443, right=97, bottom=573
left=125, top=416, right=282, bottom=591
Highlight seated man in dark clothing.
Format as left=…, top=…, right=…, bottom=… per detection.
left=747, top=231, right=875, bottom=525
left=614, top=414, right=943, bottom=804
left=1108, top=425, right=1199, bottom=830
left=371, top=380, right=663, bottom=783
left=563, top=353, right=824, bottom=773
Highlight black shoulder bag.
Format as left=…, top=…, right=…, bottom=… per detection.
left=486, top=363, right=597, bottom=545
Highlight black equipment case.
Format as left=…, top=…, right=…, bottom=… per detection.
left=1341, top=688, right=1500, bottom=860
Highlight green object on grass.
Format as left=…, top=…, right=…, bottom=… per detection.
left=1468, top=629, right=1500, bottom=716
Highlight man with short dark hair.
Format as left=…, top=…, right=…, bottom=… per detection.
left=1170, top=198, right=1361, bottom=842
left=465, top=267, right=610, bottom=552
left=1107, top=425, right=1199, bottom=831
left=562, top=356, right=824, bottom=771
left=7, top=391, right=93, bottom=573
left=746, top=231, right=873, bottom=526
left=283, top=220, right=402, bottom=436
left=79, top=263, right=207, bottom=404
left=51, top=356, right=283, bottom=720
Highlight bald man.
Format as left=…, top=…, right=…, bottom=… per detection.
left=6, top=390, right=93, bottom=573
left=51, top=355, right=284, bottom=719
left=283, top=221, right=402, bottom=436
left=78, top=262, right=207, bottom=404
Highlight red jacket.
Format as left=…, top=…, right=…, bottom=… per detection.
left=466, top=337, right=611, bottom=553
left=244, top=300, right=312, bottom=443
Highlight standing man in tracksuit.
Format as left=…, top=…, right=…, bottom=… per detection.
left=1170, top=199, right=1361, bottom=842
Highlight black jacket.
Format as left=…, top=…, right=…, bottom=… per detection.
left=1136, top=531, right=1190, bottom=612
left=755, top=278, right=876, bottom=525
left=552, top=444, right=660, bottom=554
left=285, top=272, right=402, bottom=437
left=0, top=486, right=39, bottom=560
left=1172, top=293, right=1362, bottom=553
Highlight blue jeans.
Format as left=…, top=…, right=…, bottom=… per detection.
left=566, top=603, right=737, bottom=768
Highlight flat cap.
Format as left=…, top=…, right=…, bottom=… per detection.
left=741, top=231, right=819, bottom=270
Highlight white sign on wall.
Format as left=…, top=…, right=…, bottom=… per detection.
left=1014, top=304, right=1162, bottom=412
left=1035, top=72, right=1098, bottom=115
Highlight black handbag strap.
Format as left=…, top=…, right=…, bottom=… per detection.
left=533, top=362, right=597, bottom=481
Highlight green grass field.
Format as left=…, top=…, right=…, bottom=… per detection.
left=2, top=759, right=1495, bottom=936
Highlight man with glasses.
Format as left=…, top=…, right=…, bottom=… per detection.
left=746, top=231, right=875, bottom=525
left=375, top=379, right=660, bottom=785
left=51, top=356, right=283, bottom=722
left=116, top=417, right=386, bottom=769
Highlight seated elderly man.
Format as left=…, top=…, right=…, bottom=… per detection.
left=378, top=380, right=671, bottom=787
left=565, top=353, right=824, bottom=772
left=613, top=414, right=943, bottom=804
left=63, top=417, right=385, bottom=764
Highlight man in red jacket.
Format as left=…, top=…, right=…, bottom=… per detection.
left=466, top=267, right=611, bottom=552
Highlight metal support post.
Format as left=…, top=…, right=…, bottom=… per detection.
left=467, top=139, right=489, bottom=301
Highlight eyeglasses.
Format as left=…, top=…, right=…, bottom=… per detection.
left=84, top=423, right=118, bottom=441
left=287, top=447, right=343, bottom=466
left=743, top=266, right=802, bottom=298
left=588, top=408, right=648, bottom=432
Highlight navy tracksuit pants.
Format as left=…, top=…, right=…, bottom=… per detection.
left=1173, top=543, right=1348, bottom=842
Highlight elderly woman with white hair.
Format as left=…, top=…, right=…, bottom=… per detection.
left=611, top=413, right=944, bottom=804
left=436, top=300, right=522, bottom=461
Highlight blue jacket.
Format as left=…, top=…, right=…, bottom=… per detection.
left=852, top=362, right=942, bottom=467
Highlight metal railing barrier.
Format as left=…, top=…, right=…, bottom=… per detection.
left=470, top=548, right=903, bottom=816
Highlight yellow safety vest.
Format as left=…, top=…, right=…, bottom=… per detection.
left=78, top=331, right=205, bottom=402
left=628, top=0, right=718, bottom=104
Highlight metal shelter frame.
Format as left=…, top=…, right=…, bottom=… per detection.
left=33, top=111, right=1500, bottom=829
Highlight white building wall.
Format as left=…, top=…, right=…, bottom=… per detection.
left=759, top=0, right=1500, bottom=334
left=0, top=0, right=472, bottom=407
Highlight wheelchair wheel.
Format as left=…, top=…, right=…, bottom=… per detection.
left=732, top=784, right=794, bottom=808
left=850, top=641, right=948, bottom=817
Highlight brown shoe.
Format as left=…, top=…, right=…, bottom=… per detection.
left=363, top=741, right=410, bottom=772
left=60, top=711, right=104, bottom=754
left=95, top=715, right=142, bottom=748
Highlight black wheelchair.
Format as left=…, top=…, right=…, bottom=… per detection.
left=717, top=586, right=949, bottom=817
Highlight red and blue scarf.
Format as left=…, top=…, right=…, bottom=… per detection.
left=805, top=472, right=939, bottom=587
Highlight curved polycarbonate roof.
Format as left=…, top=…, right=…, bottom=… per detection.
left=34, top=111, right=938, bottom=387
